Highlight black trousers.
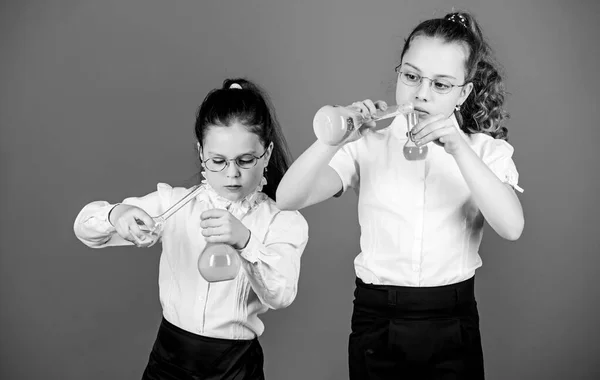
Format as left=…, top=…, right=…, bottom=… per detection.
left=349, top=277, right=484, bottom=380
left=142, top=318, right=265, bottom=380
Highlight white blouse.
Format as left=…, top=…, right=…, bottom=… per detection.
left=73, top=183, right=309, bottom=340
left=329, top=114, right=522, bottom=287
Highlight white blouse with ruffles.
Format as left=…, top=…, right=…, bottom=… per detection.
left=74, top=183, right=308, bottom=340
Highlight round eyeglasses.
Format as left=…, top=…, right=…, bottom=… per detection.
left=202, top=150, right=268, bottom=172
left=395, top=66, right=467, bottom=94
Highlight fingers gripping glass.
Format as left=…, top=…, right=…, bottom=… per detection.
left=395, top=66, right=467, bottom=94
left=202, top=150, right=268, bottom=172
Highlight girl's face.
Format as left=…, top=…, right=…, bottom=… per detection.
left=396, top=36, right=474, bottom=120
left=200, top=122, right=272, bottom=202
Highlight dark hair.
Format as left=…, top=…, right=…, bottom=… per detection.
left=194, top=78, right=292, bottom=201
left=398, top=11, right=509, bottom=140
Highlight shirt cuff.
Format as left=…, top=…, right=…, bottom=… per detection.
left=503, top=171, right=524, bottom=193
left=99, top=204, right=119, bottom=233
left=107, top=203, right=121, bottom=227
left=238, top=233, right=261, bottom=264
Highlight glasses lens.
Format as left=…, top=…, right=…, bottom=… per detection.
left=236, top=155, right=257, bottom=169
left=400, top=72, right=421, bottom=86
left=432, top=80, right=453, bottom=94
left=205, top=159, right=226, bottom=172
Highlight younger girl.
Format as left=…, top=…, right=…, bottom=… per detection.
left=277, top=11, right=524, bottom=379
left=74, top=78, right=308, bottom=380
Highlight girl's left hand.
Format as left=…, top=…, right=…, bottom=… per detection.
left=200, top=209, right=251, bottom=249
left=410, top=114, right=467, bottom=156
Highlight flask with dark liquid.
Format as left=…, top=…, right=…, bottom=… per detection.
left=403, top=112, right=428, bottom=161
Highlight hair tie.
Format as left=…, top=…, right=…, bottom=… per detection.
left=229, top=83, right=242, bottom=89
left=446, top=13, right=467, bottom=28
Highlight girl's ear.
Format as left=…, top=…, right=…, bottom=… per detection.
left=458, top=82, right=474, bottom=107
left=264, top=141, right=274, bottom=167
left=197, top=142, right=204, bottom=162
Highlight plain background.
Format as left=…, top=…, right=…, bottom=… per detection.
left=1, top=0, right=599, bottom=379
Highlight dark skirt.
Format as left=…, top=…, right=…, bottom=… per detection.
left=142, top=318, right=264, bottom=380
left=349, top=276, right=485, bottom=380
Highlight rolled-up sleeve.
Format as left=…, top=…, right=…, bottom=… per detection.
left=328, top=142, right=360, bottom=195
left=480, top=138, right=523, bottom=193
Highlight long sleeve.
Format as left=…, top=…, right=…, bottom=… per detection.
left=238, top=209, right=309, bottom=310
left=73, top=183, right=173, bottom=248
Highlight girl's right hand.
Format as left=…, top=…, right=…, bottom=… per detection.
left=109, top=204, right=157, bottom=247
left=343, top=99, right=388, bottom=144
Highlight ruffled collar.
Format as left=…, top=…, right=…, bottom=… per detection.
left=196, top=178, right=268, bottom=219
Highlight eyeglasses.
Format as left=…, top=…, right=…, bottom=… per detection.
left=395, top=66, right=467, bottom=94
left=202, top=149, right=268, bottom=172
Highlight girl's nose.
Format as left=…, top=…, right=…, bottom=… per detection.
left=225, top=161, right=241, bottom=178
left=415, top=79, right=432, bottom=102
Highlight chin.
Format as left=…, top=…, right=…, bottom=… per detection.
left=217, top=187, right=252, bottom=202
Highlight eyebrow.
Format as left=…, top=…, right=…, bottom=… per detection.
left=403, top=63, right=457, bottom=80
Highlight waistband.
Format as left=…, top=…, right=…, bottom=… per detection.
left=354, top=276, right=476, bottom=316
left=152, top=317, right=259, bottom=373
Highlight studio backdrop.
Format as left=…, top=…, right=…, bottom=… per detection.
left=1, top=0, right=598, bottom=379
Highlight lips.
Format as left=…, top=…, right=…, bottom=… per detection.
left=412, top=109, right=431, bottom=121
left=413, top=107, right=429, bottom=116
left=224, top=185, right=242, bottom=192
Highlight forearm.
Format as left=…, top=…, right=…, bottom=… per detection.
left=73, top=201, right=131, bottom=248
left=238, top=234, right=305, bottom=310
left=74, top=189, right=164, bottom=248
left=276, top=140, right=341, bottom=210
left=453, top=146, right=524, bottom=240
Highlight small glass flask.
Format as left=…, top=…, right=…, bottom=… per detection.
left=197, top=242, right=241, bottom=283
left=403, top=112, right=428, bottom=161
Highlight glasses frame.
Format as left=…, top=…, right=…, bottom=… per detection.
left=395, top=66, right=468, bottom=94
left=201, top=149, right=268, bottom=172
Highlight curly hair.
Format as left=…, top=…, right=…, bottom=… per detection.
left=398, top=12, right=509, bottom=140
